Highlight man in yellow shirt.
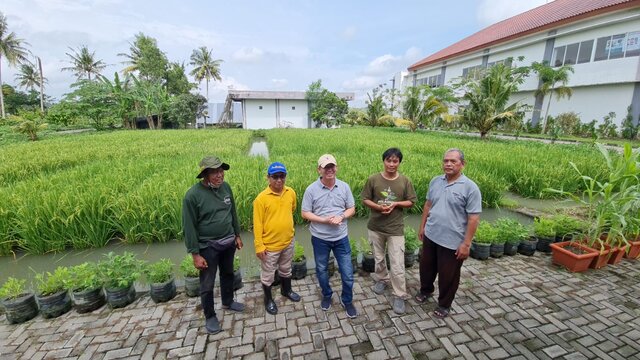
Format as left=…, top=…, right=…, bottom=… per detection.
left=253, top=162, right=301, bottom=315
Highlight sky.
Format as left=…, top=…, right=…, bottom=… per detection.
left=2, top=0, right=550, bottom=107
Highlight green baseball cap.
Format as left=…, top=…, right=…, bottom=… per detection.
left=196, top=156, right=230, bottom=178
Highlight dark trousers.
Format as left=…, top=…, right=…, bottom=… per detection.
left=199, top=245, right=236, bottom=319
left=419, top=236, right=463, bottom=309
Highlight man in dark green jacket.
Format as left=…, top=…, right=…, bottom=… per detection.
left=183, top=156, right=244, bottom=334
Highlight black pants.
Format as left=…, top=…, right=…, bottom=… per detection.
left=419, top=236, right=463, bottom=309
left=199, top=245, right=236, bottom=319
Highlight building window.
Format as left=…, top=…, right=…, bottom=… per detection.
left=609, top=34, right=626, bottom=59
left=564, top=43, right=579, bottom=65
left=593, top=31, right=640, bottom=61
left=594, top=36, right=610, bottom=61
left=577, top=40, right=593, bottom=63
left=462, top=65, right=483, bottom=79
left=291, top=106, right=295, bottom=110
left=553, top=46, right=565, bottom=66
left=259, top=106, right=263, bottom=110
left=627, top=31, right=640, bottom=57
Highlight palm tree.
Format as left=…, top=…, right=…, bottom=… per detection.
left=14, top=62, right=40, bottom=91
left=62, top=45, right=107, bottom=81
left=532, top=61, right=574, bottom=133
left=189, top=46, right=222, bottom=101
left=0, top=11, right=30, bottom=118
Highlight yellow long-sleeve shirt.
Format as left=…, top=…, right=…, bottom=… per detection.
left=253, top=185, right=296, bottom=253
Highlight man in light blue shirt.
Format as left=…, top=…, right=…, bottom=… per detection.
left=302, top=154, right=358, bottom=318
left=416, top=148, right=481, bottom=319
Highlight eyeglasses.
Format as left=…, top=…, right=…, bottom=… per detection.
left=270, top=174, right=286, bottom=180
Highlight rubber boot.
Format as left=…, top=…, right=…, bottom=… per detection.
left=280, top=277, right=301, bottom=302
left=262, top=283, right=277, bottom=315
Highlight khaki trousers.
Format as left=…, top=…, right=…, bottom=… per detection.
left=260, top=240, right=294, bottom=286
left=368, top=230, right=409, bottom=299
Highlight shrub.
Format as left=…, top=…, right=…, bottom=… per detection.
left=144, top=259, right=174, bottom=284
left=34, top=266, right=71, bottom=296
left=99, top=252, right=143, bottom=289
left=68, top=262, right=103, bottom=292
left=474, top=221, right=497, bottom=244
left=349, top=238, right=360, bottom=260
left=621, top=106, right=639, bottom=140
left=293, top=242, right=305, bottom=262
left=359, top=237, right=372, bottom=255
left=552, top=214, right=586, bottom=239
left=555, top=112, right=580, bottom=136
left=0, top=277, right=29, bottom=300
left=404, top=227, right=421, bottom=253
left=533, top=217, right=556, bottom=238
left=179, top=254, right=199, bottom=278
left=495, top=218, right=529, bottom=244
left=597, top=112, right=618, bottom=138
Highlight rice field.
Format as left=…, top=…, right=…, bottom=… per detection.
left=0, top=127, right=610, bottom=256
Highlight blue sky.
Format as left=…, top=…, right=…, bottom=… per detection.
left=2, top=0, right=549, bottom=106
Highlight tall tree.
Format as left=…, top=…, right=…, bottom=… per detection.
left=0, top=11, right=30, bottom=118
left=532, top=61, right=574, bottom=133
left=61, top=45, right=107, bottom=81
left=363, top=85, right=388, bottom=127
left=305, top=79, right=348, bottom=128
left=189, top=47, right=222, bottom=101
left=402, top=86, right=448, bottom=132
left=455, top=62, right=530, bottom=139
left=119, top=33, right=168, bottom=82
left=15, top=60, right=46, bottom=113
left=165, top=61, right=193, bottom=96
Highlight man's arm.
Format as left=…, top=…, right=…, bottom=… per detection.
left=228, top=184, right=243, bottom=250
left=253, top=198, right=266, bottom=260
left=418, top=200, right=432, bottom=242
left=182, top=195, right=208, bottom=270
left=456, top=213, right=480, bottom=260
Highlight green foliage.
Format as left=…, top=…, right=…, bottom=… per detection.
left=144, top=258, right=174, bottom=284
left=363, top=84, right=388, bottom=127
left=34, top=266, right=70, bottom=296
left=597, top=112, right=618, bottom=138
left=293, top=242, right=306, bottom=262
left=68, top=262, right=103, bottom=292
left=551, top=214, right=585, bottom=238
left=165, top=62, right=194, bottom=96
left=99, top=252, right=143, bottom=289
left=0, top=277, right=28, bottom=300
left=402, top=86, right=450, bottom=131
left=474, top=221, right=497, bottom=244
left=11, top=110, right=48, bottom=140
left=65, top=79, right=118, bottom=130
left=349, top=238, right=360, bottom=259
left=306, top=79, right=348, bottom=128
left=2, top=85, right=42, bottom=115
left=455, top=62, right=531, bottom=138
left=179, top=254, right=199, bottom=278
left=120, top=32, right=168, bottom=82
left=533, top=217, right=556, bottom=238
left=555, top=112, right=581, bottom=136
left=62, top=45, right=107, bottom=81
left=189, top=46, right=222, bottom=100
left=495, top=218, right=528, bottom=244
left=532, top=61, right=574, bottom=133
left=166, top=93, right=207, bottom=128
left=345, top=108, right=365, bottom=126
left=45, top=101, right=79, bottom=126
left=404, top=226, right=421, bottom=253
left=233, top=255, right=240, bottom=272
left=621, top=106, right=639, bottom=140
left=359, top=237, right=372, bottom=255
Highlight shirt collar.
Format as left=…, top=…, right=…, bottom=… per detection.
left=265, top=185, right=289, bottom=195
left=317, top=177, right=339, bottom=189
left=440, top=174, right=466, bottom=184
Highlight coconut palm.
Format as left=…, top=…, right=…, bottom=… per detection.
left=532, top=61, right=574, bottom=133
left=62, top=45, right=107, bottom=81
left=402, top=86, right=448, bottom=132
left=189, top=46, right=222, bottom=101
left=0, top=11, right=30, bottom=118
left=14, top=62, right=41, bottom=91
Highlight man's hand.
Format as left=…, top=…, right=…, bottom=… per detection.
left=235, top=235, right=243, bottom=250
left=192, top=254, right=208, bottom=270
left=256, top=250, right=266, bottom=261
left=418, top=230, right=425, bottom=242
left=380, top=202, right=396, bottom=215
left=455, top=243, right=471, bottom=260
left=328, top=215, right=343, bottom=225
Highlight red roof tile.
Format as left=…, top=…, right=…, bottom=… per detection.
left=408, top=0, right=639, bottom=71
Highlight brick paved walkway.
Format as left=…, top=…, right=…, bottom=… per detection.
left=1, top=253, right=639, bottom=360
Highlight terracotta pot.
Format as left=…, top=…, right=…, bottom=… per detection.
left=550, top=241, right=599, bottom=273
left=608, top=245, right=628, bottom=265
left=588, top=244, right=611, bottom=269
left=625, top=240, right=640, bottom=259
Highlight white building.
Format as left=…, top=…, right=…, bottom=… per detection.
left=221, top=90, right=354, bottom=130
left=405, top=0, right=640, bottom=127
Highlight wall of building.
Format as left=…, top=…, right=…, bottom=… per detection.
left=278, top=100, right=309, bottom=128
left=244, top=100, right=277, bottom=129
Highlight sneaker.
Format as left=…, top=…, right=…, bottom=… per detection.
left=373, top=281, right=386, bottom=295
left=341, top=301, right=358, bottom=318
left=321, top=296, right=332, bottom=311
left=392, top=297, right=405, bottom=315
left=222, top=301, right=245, bottom=312
left=205, top=316, right=222, bottom=334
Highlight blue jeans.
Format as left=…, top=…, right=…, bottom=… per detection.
left=311, top=235, right=354, bottom=305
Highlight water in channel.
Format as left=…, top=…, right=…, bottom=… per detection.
left=0, top=209, right=532, bottom=286
left=248, top=138, right=269, bottom=158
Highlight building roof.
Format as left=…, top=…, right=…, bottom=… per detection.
left=228, top=90, right=354, bottom=101
left=408, top=0, right=639, bottom=71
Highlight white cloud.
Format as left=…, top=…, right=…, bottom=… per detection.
left=198, top=76, right=250, bottom=103
left=477, top=0, right=551, bottom=27
left=271, top=79, right=288, bottom=88
left=232, top=47, right=265, bottom=63
left=342, top=76, right=380, bottom=91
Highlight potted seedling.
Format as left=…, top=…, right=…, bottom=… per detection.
left=99, top=252, right=142, bottom=309
left=552, top=214, right=585, bottom=242
left=34, top=266, right=72, bottom=319
left=233, top=255, right=243, bottom=291
left=144, top=259, right=176, bottom=303
left=179, top=254, right=200, bottom=297
left=0, top=277, right=38, bottom=324
left=292, top=242, right=308, bottom=279
left=349, top=238, right=360, bottom=273
left=68, top=262, right=105, bottom=313
left=404, top=227, right=420, bottom=268
left=534, top=217, right=556, bottom=253
left=471, top=221, right=495, bottom=260
left=495, top=218, right=528, bottom=256
left=359, top=237, right=375, bottom=273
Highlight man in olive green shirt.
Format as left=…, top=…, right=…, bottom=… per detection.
left=182, top=156, right=244, bottom=334
left=361, top=148, right=417, bottom=315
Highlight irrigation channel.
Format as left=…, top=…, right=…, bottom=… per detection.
left=0, top=139, right=559, bottom=287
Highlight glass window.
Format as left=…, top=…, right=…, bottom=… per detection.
left=577, top=40, right=593, bottom=63
left=291, top=106, right=295, bottom=110
left=563, top=43, right=579, bottom=65
left=594, top=36, right=611, bottom=61
left=553, top=46, right=565, bottom=67
left=626, top=31, right=640, bottom=57
left=609, top=34, right=626, bottom=59
left=259, top=106, right=263, bottom=110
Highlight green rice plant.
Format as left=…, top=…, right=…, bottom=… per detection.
left=143, top=259, right=175, bottom=284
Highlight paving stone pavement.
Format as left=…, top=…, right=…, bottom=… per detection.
left=1, top=252, right=639, bottom=360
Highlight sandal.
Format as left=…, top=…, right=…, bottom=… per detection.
left=433, top=306, right=450, bottom=319
left=414, top=292, right=432, bottom=304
